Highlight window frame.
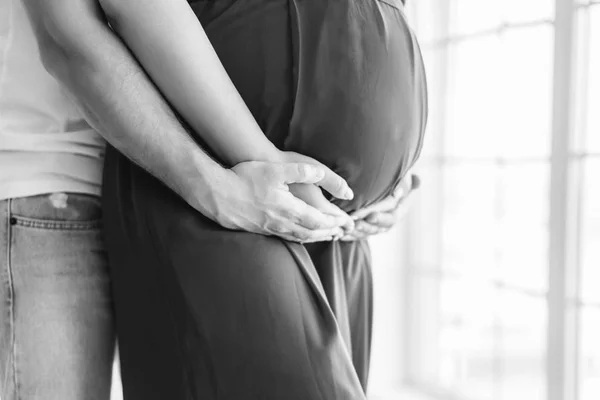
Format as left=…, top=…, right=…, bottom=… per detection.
left=402, top=1, right=599, bottom=399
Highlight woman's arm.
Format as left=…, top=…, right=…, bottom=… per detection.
left=99, top=0, right=284, bottom=168
left=341, top=175, right=420, bottom=241
left=98, top=0, right=354, bottom=228
left=23, top=0, right=351, bottom=242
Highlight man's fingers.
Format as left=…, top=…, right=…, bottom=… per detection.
left=269, top=221, right=344, bottom=243
left=277, top=163, right=326, bottom=185
left=272, top=162, right=353, bottom=201
left=282, top=196, right=347, bottom=231
left=314, top=167, right=354, bottom=201
left=282, top=154, right=354, bottom=201
left=316, top=201, right=355, bottom=231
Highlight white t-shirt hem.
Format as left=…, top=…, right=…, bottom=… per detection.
left=0, top=180, right=102, bottom=201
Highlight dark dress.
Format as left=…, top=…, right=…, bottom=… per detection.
left=102, top=0, right=427, bottom=399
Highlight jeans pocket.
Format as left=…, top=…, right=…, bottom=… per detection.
left=10, top=193, right=102, bottom=231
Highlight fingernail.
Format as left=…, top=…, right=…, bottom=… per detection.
left=345, top=187, right=354, bottom=200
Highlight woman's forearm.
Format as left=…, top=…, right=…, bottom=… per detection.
left=99, top=0, right=282, bottom=167
left=23, top=0, right=229, bottom=213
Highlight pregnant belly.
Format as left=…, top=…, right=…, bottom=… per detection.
left=192, top=0, right=428, bottom=211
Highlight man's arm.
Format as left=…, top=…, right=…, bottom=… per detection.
left=22, top=0, right=347, bottom=242
left=95, top=0, right=353, bottom=224
left=99, top=0, right=284, bottom=167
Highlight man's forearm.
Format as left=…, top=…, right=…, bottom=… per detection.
left=23, top=0, right=226, bottom=213
left=97, top=0, right=282, bottom=168
left=20, top=0, right=353, bottom=243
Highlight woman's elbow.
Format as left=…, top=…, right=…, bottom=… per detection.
left=33, top=27, right=74, bottom=79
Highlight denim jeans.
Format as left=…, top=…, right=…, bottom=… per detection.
left=0, top=193, right=116, bottom=400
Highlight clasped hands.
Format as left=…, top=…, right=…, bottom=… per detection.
left=207, top=150, right=418, bottom=243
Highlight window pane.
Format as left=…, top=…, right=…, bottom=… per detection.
left=580, top=158, right=600, bottom=303
left=438, top=278, right=496, bottom=399
left=451, top=0, right=502, bottom=36
left=412, top=281, right=548, bottom=400
left=442, top=164, right=499, bottom=278
left=497, top=290, right=547, bottom=400
left=408, top=275, right=443, bottom=384
left=496, top=164, right=549, bottom=291
left=446, top=36, right=503, bottom=158
left=503, top=0, right=554, bottom=24
left=420, top=48, right=445, bottom=159
left=440, top=163, right=550, bottom=292
left=579, top=307, right=600, bottom=400
left=585, top=7, right=600, bottom=153
left=407, top=3, right=558, bottom=400
left=412, top=0, right=448, bottom=44
left=440, top=278, right=496, bottom=332
left=410, top=165, right=444, bottom=268
left=451, top=0, right=553, bottom=35
left=445, top=26, right=553, bottom=159
left=498, top=26, right=554, bottom=159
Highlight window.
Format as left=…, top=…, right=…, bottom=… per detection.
left=574, top=3, right=600, bottom=399
left=403, top=1, right=599, bottom=399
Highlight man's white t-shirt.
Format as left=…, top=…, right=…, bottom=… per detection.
left=0, top=0, right=105, bottom=201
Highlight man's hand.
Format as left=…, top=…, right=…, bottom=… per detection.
left=340, top=175, right=420, bottom=241
left=203, top=161, right=355, bottom=243
left=22, top=0, right=354, bottom=246
left=281, top=151, right=355, bottom=235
